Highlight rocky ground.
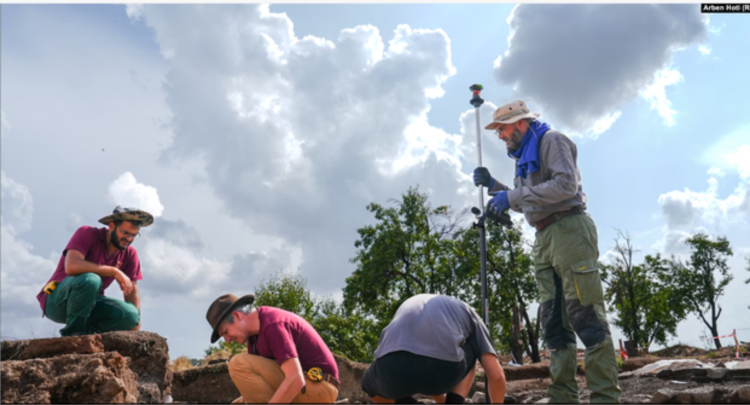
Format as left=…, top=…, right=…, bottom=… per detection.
left=2, top=332, right=749, bottom=404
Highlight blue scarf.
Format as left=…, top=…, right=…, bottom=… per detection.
left=508, top=120, right=550, bottom=178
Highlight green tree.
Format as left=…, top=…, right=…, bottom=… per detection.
left=312, top=297, right=379, bottom=363
left=673, top=233, right=734, bottom=350
left=344, top=186, right=469, bottom=329
left=600, top=231, right=689, bottom=351
left=254, top=269, right=317, bottom=320
left=451, top=219, right=541, bottom=362
left=204, top=341, right=247, bottom=357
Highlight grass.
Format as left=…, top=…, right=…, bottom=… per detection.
left=169, top=356, right=194, bottom=372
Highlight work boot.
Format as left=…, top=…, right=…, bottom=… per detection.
left=547, top=343, right=579, bottom=403
left=583, top=335, right=621, bottom=403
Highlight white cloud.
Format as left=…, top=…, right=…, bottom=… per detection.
left=0, top=174, right=56, bottom=338
left=138, top=238, right=233, bottom=297
left=707, top=167, right=725, bottom=178
left=1, top=171, right=34, bottom=234
left=699, top=45, right=712, bottom=56
left=125, top=4, right=144, bottom=22
left=658, top=139, right=750, bottom=230
left=108, top=172, right=165, bottom=217
left=651, top=229, right=694, bottom=257
left=639, top=67, right=683, bottom=127
left=586, top=111, right=622, bottom=139
left=493, top=4, right=707, bottom=136
left=135, top=4, right=468, bottom=293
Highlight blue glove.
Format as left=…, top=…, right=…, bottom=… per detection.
left=488, top=191, right=510, bottom=215
left=473, top=167, right=496, bottom=190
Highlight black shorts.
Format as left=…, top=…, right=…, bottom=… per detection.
left=361, top=337, right=478, bottom=399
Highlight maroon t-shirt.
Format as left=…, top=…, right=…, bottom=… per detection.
left=248, top=306, right=339, bottom=380
left=36, top=226, right=143, bottom=316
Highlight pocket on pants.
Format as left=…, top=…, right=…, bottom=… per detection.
left=569, top=259, right=604, bottom=306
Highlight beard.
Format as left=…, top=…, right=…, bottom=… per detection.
left=505, top=128, right=526, bottom=153
left=110, top=227, right=129, bottom=250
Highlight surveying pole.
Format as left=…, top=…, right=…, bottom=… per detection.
left=470, top=84, right=492, bottom=404
left=470, top=84, right=490, bottom=330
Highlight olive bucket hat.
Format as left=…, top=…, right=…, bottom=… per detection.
left=206, top=293, right=256, bottom=343
left=98, top=206, right=154, bottom=227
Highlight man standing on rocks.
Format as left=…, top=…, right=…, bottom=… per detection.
left=36, top=206, right=152, bottom=337
left=206, top=293, right=340, bottom=403
left=473, top=100, right=621, bottom=403
left=361, top=294, right=506, bottom=404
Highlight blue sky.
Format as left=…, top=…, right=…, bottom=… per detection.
left=2, top=4, right=749, bottom=359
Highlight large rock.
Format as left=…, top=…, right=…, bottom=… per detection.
left=171, top=361, right=238, bottom=404
left=334, top=354, right=370, bottom=403
left=621, top=357, right=662, bottom=372
left=2, top=332, right=170, bottom=404
left=1, top=336, right=103, bottom=361
left=1, top=352, right=139, bottom=404
left=100, top=332, right=171, bottom=404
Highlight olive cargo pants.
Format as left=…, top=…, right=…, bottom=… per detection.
left=534, top=213, right=621, bottom=404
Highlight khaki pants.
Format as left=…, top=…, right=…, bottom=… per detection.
left=534, top=213, right=621, bottom=404
left=228, top=353, right=338, bottom=404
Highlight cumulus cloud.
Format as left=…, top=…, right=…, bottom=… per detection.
left=493, top=4, right=707, bottom=135
left=1, top=171, right=34, bottom=234
left=1, top=174, right=56, bottom=338
left=137, top=232, right=291, bottom=298
left=658, top=140, right=750, bottom=230
left=125, top=4, right=144, bottom=22
left=651, top=229, right=695, bottom=257
left=134, top=5, right=474, bottom=293
left=108, top=172, right=165, bottom=217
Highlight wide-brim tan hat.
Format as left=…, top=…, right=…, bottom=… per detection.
left=485, top=100, right=540, bottom=130
left=206, top=293, right=255, bottom=343
left=98, top=206, right=154, bottom=227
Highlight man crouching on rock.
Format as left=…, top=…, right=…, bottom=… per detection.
left=362, top=294, right=507, bottom=404
left=36, top=206, right=152, bottom=336
left=206, top=293, right=340, bottom=403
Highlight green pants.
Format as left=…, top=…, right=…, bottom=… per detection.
left=534, top=213, right=621, bottom=404
left=45, top=273, right=140, bottom=336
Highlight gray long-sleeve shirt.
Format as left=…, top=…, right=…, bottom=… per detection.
left=490, top=129, right=587, bottom=227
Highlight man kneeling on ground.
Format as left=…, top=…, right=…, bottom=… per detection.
left=362, top=294, right=507, bottom=404
left=206, top=293, right=340, bottom=403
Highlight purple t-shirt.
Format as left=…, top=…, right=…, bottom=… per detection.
left=36, top=226, right=142, bottom=316
left=248, top=306, right=339, bottom=381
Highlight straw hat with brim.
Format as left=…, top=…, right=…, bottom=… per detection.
left=485, top=100, right=541, bottom=130
left=98, top=206, right=154, bottom=227
left=206, top=293, right=256, bottom=343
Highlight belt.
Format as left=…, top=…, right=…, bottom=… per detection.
left=535, top=206, right=584, bottom=232
left=320, top=372, right=340, bottom=390
left=302, top=368, right=340, bottom=392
